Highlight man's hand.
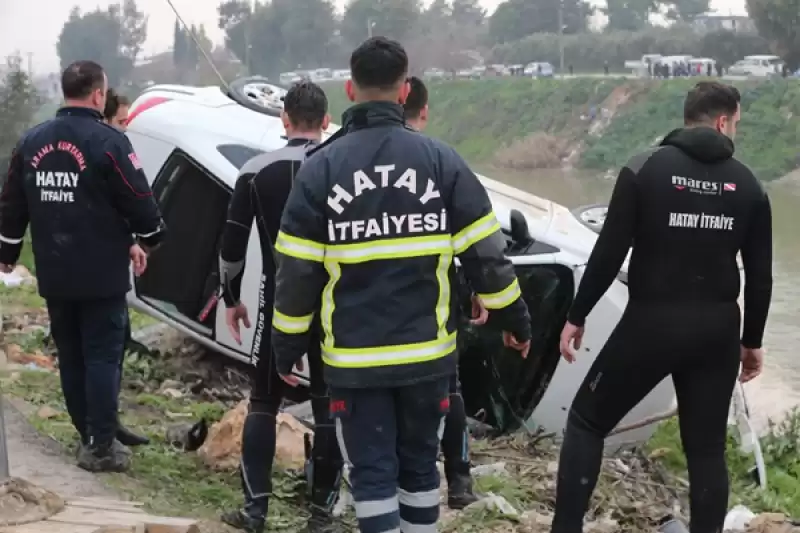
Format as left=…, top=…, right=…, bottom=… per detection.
left=226, top=303, right=251, bottom=345
left=559, top=321, right=585, bottom=363
left=279, top=358, right=305, bottom=387
left=129, top=244, right=148, bottom=276
left=469, top=294, right=488, bottom=325
left=503, top=332, right=530, bottom=359
left=740, top=346, right=764, bottom=383
left=0, top=263, right=13, bottom=274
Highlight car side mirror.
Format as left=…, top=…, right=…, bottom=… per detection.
left=509, top=209, right=533, bottom=246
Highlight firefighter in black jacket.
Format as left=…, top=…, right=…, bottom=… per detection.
left=271, top=37, right=532, bottom=533
left=0, top=60, right=165, bottom=473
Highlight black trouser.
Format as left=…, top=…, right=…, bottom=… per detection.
left=441, top=372, right=471, bottom=482
left=240, top=307, right=342, bottom=519
left=330, top=377, right=450, bottom=533
left=46, top=296, right=128, bottom=447
left=551, top=302, right=741, bottom=533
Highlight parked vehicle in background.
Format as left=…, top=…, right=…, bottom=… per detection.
left=728, top=55, right=784, bottom=77
left=688, top=57, right=716, bottom=76
left=279, top=71, right=303, bottom=86
left=624, top=54, right=663, bottom=76
left=524, top=62, right=554, bottom=78
left=332, top=69, right=351, bottom=80
left=423, top=68, right=448, bottom=80
left=309, top=68, right=332, bottom=82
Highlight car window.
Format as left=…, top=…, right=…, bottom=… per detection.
left=217, top=144, right=267, bottom=170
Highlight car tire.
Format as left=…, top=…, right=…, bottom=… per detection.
left=227, top=76, right=283, bottom=117
left=571, top=203, right=608, bottom=234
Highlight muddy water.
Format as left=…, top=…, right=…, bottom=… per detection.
left=486, top=167, right=800, bottom=431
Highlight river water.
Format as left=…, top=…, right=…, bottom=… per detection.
left=488, top=167, right=800, bottom=431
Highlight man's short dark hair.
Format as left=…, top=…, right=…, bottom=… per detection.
left=684, top=82, right=741, bottom=124
left=350, top=37, right=408, bottom=92
left=283, top=81, right=328, bottom=130
left=103, top=88, right=130, bottom=120
left=61, top=60, right=105, bottom=100
left=404, top=76, right=428, bottom=119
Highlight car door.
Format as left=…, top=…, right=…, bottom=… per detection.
left=510, top=249, right=676, bottom=444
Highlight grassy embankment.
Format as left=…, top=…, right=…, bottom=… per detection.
left=324, top=77, right=800, bottom=181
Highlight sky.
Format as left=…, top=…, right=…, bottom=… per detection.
left=0, top=0, right=747, bottom=75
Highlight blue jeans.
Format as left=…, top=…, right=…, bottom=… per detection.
left=330, top=377, right=450, bottom=533
left=46, top=296, right=128, bottom=446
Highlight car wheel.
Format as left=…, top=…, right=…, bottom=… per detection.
left=571, top=203, right=607, bottom=234
left=227, top=76, right=285, bottom=117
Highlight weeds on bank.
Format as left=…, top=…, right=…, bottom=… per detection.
left=647, top=413, right=800, bottom=517
left=1, top=359, right=310, bottom=529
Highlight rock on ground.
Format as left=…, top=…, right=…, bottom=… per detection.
left=4, top=397, right=118, bottom=499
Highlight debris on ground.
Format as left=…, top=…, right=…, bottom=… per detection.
left=0, top=266, right=35, bottom=288
left=5, top=344, right=55, bottom=372
left=0, top=478, right=65, bottom=526
left=722, top=507, right=800, bottom=533
left=165, top=419, right=209, bottom=452
left=438, top=433, right=687, bottom=533
left=198, top=400, right=310, bottom=471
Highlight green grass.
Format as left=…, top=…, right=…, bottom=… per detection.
left=582, top=78, right=800, bottom=181
left=322, top=78, right=628, bottom=161
left=646, top=413, right=800, bottom=515
left=1, top=361, right=314, bottom=528
left=323, top=78, right=800, bottom=180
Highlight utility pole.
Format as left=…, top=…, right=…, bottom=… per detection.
left=244, top=0, right=257, bottom=75
left=558, top=0, right=565, bottom=77
left=26, top=52, right=33, bottom=77
left=367, top=18, right=375, bottom=38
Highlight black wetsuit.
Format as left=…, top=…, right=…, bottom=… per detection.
left=552, top=127, right=773, bottom=533
left=219, top=138, right=342, bottom=523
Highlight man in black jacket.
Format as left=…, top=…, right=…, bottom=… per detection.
left=219, top=81, right=343, bottom=533
left=552, top=81, right=773, bottom=533
left=0, top=60, right=165, bottom=473
left=404, top=75, right=480, bottom=510
left=271, top=37, right=532, bottom=533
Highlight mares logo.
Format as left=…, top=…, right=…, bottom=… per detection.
left=672, top=176, right=736, bottom=195
left=671, top=175, right=721, bottom=195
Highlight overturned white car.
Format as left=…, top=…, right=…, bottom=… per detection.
left=123, top=77, right=675, bottom=443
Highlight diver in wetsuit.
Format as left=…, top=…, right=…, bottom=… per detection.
left=218, top=81, right=343, bottom=533
left=551, top=81, right=773, bottom=533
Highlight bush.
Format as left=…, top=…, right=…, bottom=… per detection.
left=489, top=27, right=771, bottom=71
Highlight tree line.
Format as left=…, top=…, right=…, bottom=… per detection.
left=0, top=56, right=41, bottom=174
left=52, top=0, right=800, bottom=89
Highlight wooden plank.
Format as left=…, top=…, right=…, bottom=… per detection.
left=66, top=502, right=145, bottom=514
left=1, top=521, right=97, bottom=533
left=48, top=507, right=196, bottom=528
left=68, top=498, right=144, bottom=508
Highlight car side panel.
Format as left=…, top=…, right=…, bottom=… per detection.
left=529, top=260, right=677, bottom=446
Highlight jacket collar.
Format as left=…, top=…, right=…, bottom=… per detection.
left=306, top=102, right=408, bottom=158
left=57, top=106, right=104, bottom=120
left=286, top=136, right=319, bottom=147
left=341, top=101, right=406, bottom=132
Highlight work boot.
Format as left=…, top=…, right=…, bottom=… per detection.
left=447, top=471, right=479, bottom=510
left=220, top=508, right=265, bottom=533
left=116, top=423, right=150, bottom=447
left=303, top=504, right=342, bottom=533
left=77, top=439, right=132, bottom=473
